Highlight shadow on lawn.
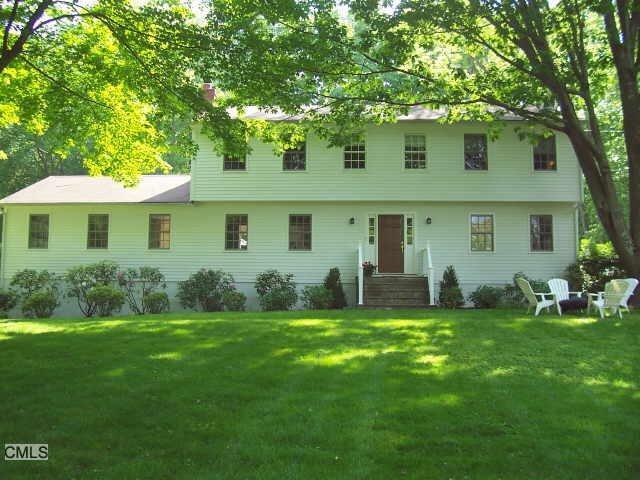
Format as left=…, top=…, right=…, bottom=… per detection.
left=0, top=310, right=639, bottom=480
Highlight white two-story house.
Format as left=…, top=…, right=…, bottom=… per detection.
left=0, top=108, right=581, bottom=313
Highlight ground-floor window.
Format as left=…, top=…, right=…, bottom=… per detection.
left=368, top=216, right=376, bottom=245
left=28, top=214, right=49, bottom=249
left=289, top=214, right=312, bottom=250
left=87, top=214, right=109, bottom=249
left=149, top=214, right=171, bottom=249
left=530, top=215, right=553, bottom=251
left=225, top=214, right=248, bottom=250
left=470, top=214, right=494, bottom=251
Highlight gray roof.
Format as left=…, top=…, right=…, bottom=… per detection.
left=0, top=175, right=191, bottom=204
left=228, top=105, right=526, bottom=121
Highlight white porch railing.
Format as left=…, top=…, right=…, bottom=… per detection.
left=422, top=241, right=436, bottom=306
left=357, top=242, right=364, bottom=305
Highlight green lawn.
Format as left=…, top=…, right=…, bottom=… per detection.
left=1, top=309, right=639, bottom=479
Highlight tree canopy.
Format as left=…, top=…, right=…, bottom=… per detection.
left=205, top=0, right=640, bottom=277
left=0, top=0, right=239, bottom=186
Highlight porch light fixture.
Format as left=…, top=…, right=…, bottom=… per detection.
left=349, top=217, right=356, bottom=225
left=426, top=217, right=432, bottom=224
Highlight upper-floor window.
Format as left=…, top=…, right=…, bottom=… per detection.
left=530, top=215, right=553, bottom=251
left=404, top=134, right=426, bottom=169
left=533, top=136, right=557, bottom=171
left=223, top=154, right=246, bottom=171
left=225, top=214, right=248, bottom=250
left=289, top=214, right=312, bottom=250
left=149, top=214, right=171, bottom=249
left=283, top=142, right=306, bottom=171
left=87, top=214, right=109, bottom=249
left=344, top=135, right=365, bottom=169
left=28, top=214, right=49, bottom=249
left=464, top=134, right=488, bottom=170
left=470, top=214, right=494, bottom=251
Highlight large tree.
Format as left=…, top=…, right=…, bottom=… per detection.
left=0, top=0, right=237, bottom=186
left=206, top=0, right=640, bottom=277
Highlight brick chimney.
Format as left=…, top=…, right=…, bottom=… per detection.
left=201, top=83, right=216, bottom=101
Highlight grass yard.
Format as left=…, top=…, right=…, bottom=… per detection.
left=1, top=309, right=639, bottom=479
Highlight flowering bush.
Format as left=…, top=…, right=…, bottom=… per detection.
left=362, top=261, right=377, bottom=276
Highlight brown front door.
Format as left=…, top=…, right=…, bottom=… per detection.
left=378, top=215, right=404, bottom=273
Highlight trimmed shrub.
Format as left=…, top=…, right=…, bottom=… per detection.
left=439, top=287, right=464, bottom=309
left=0, top=290, right=17, bottom=318
left=117, top=267, right=167, bottom=315
left=177, top=269, right=234, bottom=312
left=10, top=269, right=59, bottom=301
left=64, top=261, right=119, bottom=317
left=255, top=270, right=298, bottom=311
left=260, top=289, right=298, bottom=311
left=86, top=286, right=125, bottom=317
left=469, top=285, right=503, bottom=308
left=323, top=267, right=347, bottom=309
left=502, top=272, right=549, bottom=306
left=22, top=291, right=58, bottom=318
left=143, top=292, right=170, bottom=314
left=438, top=265, right=464, bottom=308
left=223, top=289, right=247, bottom=311
left=564, top=239, right=626, bottom=293
left=302, top=285, right=334, bottom=310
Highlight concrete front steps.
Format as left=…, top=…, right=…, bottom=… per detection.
left=363, top=275, right=430, bottom=308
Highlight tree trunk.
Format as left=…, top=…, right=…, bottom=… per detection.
left=563, top=127, right=640, bottom=278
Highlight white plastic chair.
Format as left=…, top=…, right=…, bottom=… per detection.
left=588, top=280, right=628, bottom=319
left=516, top=277, right=554, bottom=316
left=621, top=278, right=638, bottom=312
left=547, top=278, right=583, bottom=315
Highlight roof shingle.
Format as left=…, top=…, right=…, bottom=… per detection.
left=0, top=175, right=191, bottom=204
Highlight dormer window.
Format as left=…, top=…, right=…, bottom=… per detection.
left=283, top=143, right=306, bottom=171
left=533, top=136, right=557, bottom=171
left=344, top=135, right=366, bottom=169
left=223, top=155, right=246, bottom=171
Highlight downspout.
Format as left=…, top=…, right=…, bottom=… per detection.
left=574, top=203, right=580, bottom=260
left=0, top=206, right=6, bottom=289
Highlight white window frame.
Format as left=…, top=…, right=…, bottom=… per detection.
left=528, top=214, right=554, bottom=253
left=469, top=213, right=496, bottom=253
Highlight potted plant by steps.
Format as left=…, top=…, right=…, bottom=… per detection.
left=362, top=261, right=377, bottom=277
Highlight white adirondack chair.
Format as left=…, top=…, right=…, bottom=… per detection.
left=588, top=280, right=628, bottom=319
left=516, top=277, right=554, bottom=316
left=547, top=278, right=583, bottom=315
left=621, top=278, right=638, bottom=312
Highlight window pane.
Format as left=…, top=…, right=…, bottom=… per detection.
left=470, top=214, right=494, bottom=251
left=223, top=155, right=246, bottom=170
left=149, top=214, right=171, bottom=249
left=533, top=136, right=557, bottom=171
left=225, top=214, right=248, bottom=250
left=406, top=217, right=414, bottom=245
left=344, top=135, right=366, bottom=169
left=464, top=134, right=488, bottom=170
left=530, top=215, right=553, bottom=251
left=368, top=216, right=376, bottom=245
left=28, top=214, right=49, bottom=249
left=404, top=135, right=426, bottom=169
left=289, top=214, right=312, bottom=250
left=87, top=214, right=109, bottom=249
left=283, top=142, right=306, bottom=170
